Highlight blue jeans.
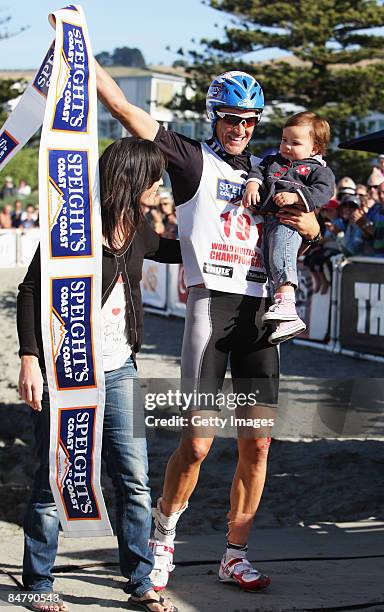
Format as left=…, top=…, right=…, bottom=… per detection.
left=263, top=216, right=302, bottom=290
left=22, top=356, right=154, bottom=597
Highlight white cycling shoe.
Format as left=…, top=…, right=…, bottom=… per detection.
left=149, top=539, right=175, bottom=591
left=218, top=554, right=271, bottom=591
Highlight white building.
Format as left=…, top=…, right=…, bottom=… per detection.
left=0, top=65, right=211, bottom=141
left=97, top=65, right=211, bottom=140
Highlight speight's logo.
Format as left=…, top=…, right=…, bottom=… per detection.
left=57, top=406, right=100, bottom=520
left=217, top=178, right=244, bottom=203
left=0, top=130, right=19, bottom=165
left=52, top=22, right=89, bottom=132
left=33, top=43, right=55, bottom=98
left=51, top=276, right=96, bottom=389
left=48, top=149, right=92, bottom=257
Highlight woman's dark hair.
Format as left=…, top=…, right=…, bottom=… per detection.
left=99, top=137, right=167, bottom=250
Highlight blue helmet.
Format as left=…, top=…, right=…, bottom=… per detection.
left=206, top=71, right=264, bottom=125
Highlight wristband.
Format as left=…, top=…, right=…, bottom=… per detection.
left=302, top=230, right=321, bottom=245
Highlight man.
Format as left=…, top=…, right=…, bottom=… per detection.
left=97, top=66, right=320, bottom=592
left=354, top=182, right=384, bottom=257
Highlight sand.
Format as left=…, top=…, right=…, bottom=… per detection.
left=0, top=266, right=383, bottom=538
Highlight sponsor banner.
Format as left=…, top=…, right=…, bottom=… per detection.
left=57, top=406, right=100, bottom=520
left=0, top=230, right=17, bottom=267
left=0, top=130, right=19, bottom=165
left=216, top=178, right=243, bottom=203
left=51, top=21, right=89, bottom=133
left=203, top=261, right=233, bottom=278
left=32, top=43, right=55, bottom=98
left=0, top=42, right=56, bottom=172
left=339, top=259, right=384, bottom=356
left=20, top=229, right=41, bottom=267
left=0, top=6, right=112, bottom=537
left=48, top=149, right=92, bottom=257
left=51, top=276, right=96, bottom=390
left=167, top=264, right=187, bottom=317
left=38, top=6, right=111, bottom=537
left=296, top=260, right=331, bottom=342
left=141, top=260, right=167, bottom=310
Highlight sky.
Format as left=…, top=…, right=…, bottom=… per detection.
left=0, top=0, right=283, bottom=71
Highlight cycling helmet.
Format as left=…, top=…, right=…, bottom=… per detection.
left=206, top=71, right=264, bottom=125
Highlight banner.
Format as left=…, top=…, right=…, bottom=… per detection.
left=339, top=258, right=384, bottom=356
left=141, top=260, right=167, bottom=310
left=0, top=5, right=112, bottom=537
left=0, top=230, right=17, bottom=267
left=167, top=264, right=187, bottom=317
left=296, top=260, right=331, bottom=342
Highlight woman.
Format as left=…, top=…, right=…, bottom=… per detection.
left=17, top=138, right=181, bottom=612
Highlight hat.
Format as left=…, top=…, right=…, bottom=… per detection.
left=337, top=186, right=356, bottom=198
left=323, top=198, right=339, bottom=210
left=340, top=194, right=360, bottom=208
left=159, top=190, right=172, bottom=200
left=367, top=168, right=384, bottom=187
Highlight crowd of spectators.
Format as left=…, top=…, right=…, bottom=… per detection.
left=2, top=160, right=383, bottom=277
left=303, top=160, right=384, bottom=293
left=141, top=162, right=384, bottom=297
left=0, top=175, right=38, bottom=230
left=142, top=189, right=178, bottom=239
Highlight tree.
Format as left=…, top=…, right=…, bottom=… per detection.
left=96, top=47, right=146, bottom=68
left=172, top=0, right=384, bottom=178
left=0, top=7, right=29, bottom=123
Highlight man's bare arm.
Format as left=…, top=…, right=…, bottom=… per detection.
left=95, top=61, right=159, bottom=140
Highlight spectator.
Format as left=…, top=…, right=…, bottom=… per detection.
left=354, top=183, right=384, bottom=257
left=339, top=195, right=366, bottom=256
left=0, top=204, right=13, bottom=229
left=147, top=207, right=165, bottom=235
left=0, top=176, right=16, bottom=199
left=162, top=212, right=178, bottom=239
left=336, top=176, right=356, bottom=201
left=11, top=200, right=23, bottom=228
left=366, top=168, right=384, bottom=207
left=17, top=179, right=32, bottom=199
left=20, top=204, right=38, bottom=230
left=159, top=191, right=174, bottom=216
left=355, top=184, right=370, bottom=209
left=304, top=199, right=344, bottom=294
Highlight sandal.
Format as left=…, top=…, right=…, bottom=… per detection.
left=27, top=594, right=68, bottom=612
left=130, top=593, right=178, bottom=612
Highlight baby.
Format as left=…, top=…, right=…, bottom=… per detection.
left=243, top=111, right=335, bottom=344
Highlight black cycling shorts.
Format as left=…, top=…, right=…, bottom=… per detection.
left=180, top=287, right=279, bottom=411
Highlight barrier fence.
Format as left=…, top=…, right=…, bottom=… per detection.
left=2, top=229, right=383, bottom=361
left=141, top=255, right=384, bottom=362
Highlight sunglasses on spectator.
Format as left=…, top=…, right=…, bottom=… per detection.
left=216, top=111, right=261, bottom=127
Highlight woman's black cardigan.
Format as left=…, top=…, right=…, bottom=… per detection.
left=17, top=219, right=182, bottom=369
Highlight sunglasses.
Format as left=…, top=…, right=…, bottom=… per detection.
left=216, top=111, right=261, bottom=127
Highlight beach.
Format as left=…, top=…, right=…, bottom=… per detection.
left=1, top=266, right=383, bottom=537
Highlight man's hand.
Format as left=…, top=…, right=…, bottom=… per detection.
left=243, top=182, right=260, bottom=208
left=324, top=221, right=341, bottom=236
left=18, top=355, right=43, bottom=412
left=276, top=207, right=320, bottom=241
left=273, top=191, right=299, bottom=207
left=350, top=208, right=365, bottom=225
